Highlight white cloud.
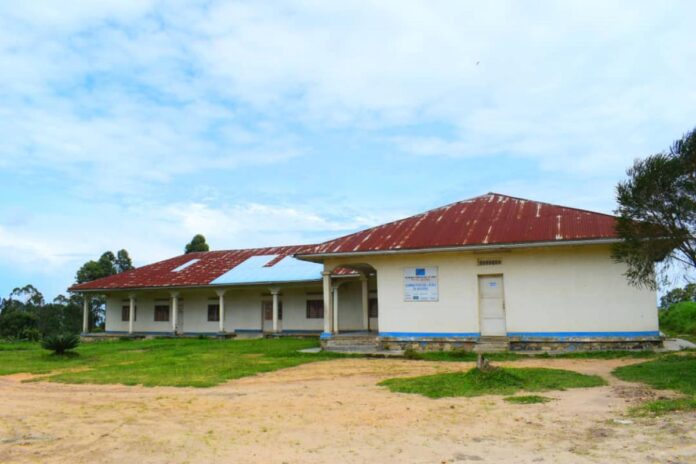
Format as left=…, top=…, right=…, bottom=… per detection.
left=1, top=0, right=695, bottom=187
left=0, top=197, right=403, bottom=299
left=1, top=0, right=695, bottom=298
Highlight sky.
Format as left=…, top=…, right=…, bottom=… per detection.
left=1, top=1, right=695, bottom=300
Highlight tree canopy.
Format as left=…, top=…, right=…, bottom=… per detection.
left=185, top=234, right=210, bottom=253
left=660, top=283, right=696, bottom=310
left=613, top=128, right=696, bottom=289
left=75, top=249, right=134, bottom=283
left=73, top=248, right=135, bottom=331
left=0, top=286, right=82, bottom=340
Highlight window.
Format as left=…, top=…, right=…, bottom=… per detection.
left=477, top=258, right=502, bottom=266
left=306, top=300, right=324, bottom=319
left=121, top=305, right=137, bottom=321
left=154, top=304, right=170, bottom=322
left=369, top=298, right=378, bottom=318
left=208, top=303, right=220, bottom=322
left=262, top=301, right=283, bottom=320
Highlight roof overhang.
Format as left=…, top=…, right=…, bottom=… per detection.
left=295, top=238, right=621, bottom=262
left=68, top=273, right=360, bottom=294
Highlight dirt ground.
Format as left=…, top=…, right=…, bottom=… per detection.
left=0, top=358, right=694, bottom=464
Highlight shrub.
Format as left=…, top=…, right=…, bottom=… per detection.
left=0, top=310, right=38, bottom=340
left=660, top=301, right=696, bottom=335
left=19, top=327, right=41, bottom=342
left=41, top=334, right=80, bottom=355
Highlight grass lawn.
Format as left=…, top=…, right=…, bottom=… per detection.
left=613, top=353, right=696, bottom=415
left=379, top=367, right=606, bottom=399
left=0, top=338, right=345, bottom=387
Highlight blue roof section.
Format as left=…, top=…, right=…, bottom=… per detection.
left=210, top=255, right=323, bottom=285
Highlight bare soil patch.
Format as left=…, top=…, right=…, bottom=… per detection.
left=0, top=358, right=694, bottom=463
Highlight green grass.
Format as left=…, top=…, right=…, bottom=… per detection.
left=504, top=394, right=553, bottom=404
left=613, top=353, right=696, bottom=416
left=0, top=338, right=346, bottom=387
left=660, top=301, right=696, bottom=338
left=379, top=367, right=606, bottom=399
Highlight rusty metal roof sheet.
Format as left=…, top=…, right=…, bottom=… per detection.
left=70, top=193, right=618, bottom=292
left=69, top=245, right=319, bottom=292
left=304, top=193, right=618, bottom=256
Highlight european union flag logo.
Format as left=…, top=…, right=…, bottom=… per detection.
left=415, top=268, right=425, bottom=276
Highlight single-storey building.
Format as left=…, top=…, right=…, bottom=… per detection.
left=70, top=193, right=661, bottom=351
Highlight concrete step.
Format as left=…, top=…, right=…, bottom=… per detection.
left=474, top=344, right=508, bottom=353
left=325, top=337, right=378, bottom=347
left=474, top=337, right=510, bottom=353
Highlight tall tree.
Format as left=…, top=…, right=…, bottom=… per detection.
left=73, top=249, right=135, bottom=330
left=0, top=287, right=83, bottom=339
left=185, top=234, right=210, bottom=253
left=115, top=249, right=134, bottom=273
left=613, top=128, right=696, bottom=289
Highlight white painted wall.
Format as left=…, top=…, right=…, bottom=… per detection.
left=325, top=244, right=658, bottom=336
left=104, top=281, right=364, bottom=333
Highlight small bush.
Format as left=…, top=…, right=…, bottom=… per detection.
left=41, top=334, right=80, bottom=355
left=660, top=301, right=696, bottom=336
left=20, top=328, right=42, bottom=342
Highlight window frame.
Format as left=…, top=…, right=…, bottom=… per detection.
left=207, top=303, right=220, bottom=322
left=121, top=305, right=137, bottom=322
left=154, top=304, right=170, bottom=322
left=305, top=299, right=324, bottom=319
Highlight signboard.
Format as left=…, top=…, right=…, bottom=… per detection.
left=403, top=267, right=438, bottom=301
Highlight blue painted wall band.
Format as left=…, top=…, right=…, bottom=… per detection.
left=507, top=331, right=660, bottom=338
left=379, top=332, right=481, bottom=338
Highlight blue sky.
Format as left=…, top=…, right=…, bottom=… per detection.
left=1, top=1, right=695, bottom=300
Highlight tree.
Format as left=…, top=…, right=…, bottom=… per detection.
left=115, top=249, right=134, bottom=273
left=185, top=234, right=210, bottom=253
left=660, top=283, right=696, bottom=310
left=0, top=286, right=86, bottom=340
left=613, top=128, right=696, bottom=289
left=73, top=249, right=135, bottom=331
left=75, top=251, right=117, bottom=284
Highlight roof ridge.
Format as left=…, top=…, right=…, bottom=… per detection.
left=313, top=193, right=491, bottom=247
left=177, top=243, right=317, bottom=256
left=485, top=192, right=616, bottom=218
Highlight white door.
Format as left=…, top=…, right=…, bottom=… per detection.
left=478, top=275, right=506, bottom=336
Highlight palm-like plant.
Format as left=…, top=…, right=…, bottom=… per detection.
left=41, top=334, right=80, bottom=355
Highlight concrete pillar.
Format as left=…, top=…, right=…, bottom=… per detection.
left=322, top=271, right=333, bottom=334
left=332, top=283, right=340, bottom=333
left=216, top=289, right=226, bottom=333
left=171, top=291, right=179, bottom=334
left=128, top=293, right=136, bottom=335
left=82, top=294, right=89, bottom=334
left=360, top=274, right=369, bottom=331
left=270, top=288, right=280, bottom=333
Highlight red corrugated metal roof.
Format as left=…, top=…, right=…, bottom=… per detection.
left=303, top=193, right=618, bottom=255
left=70, top=245, right=316, bottom=292
left=70, top=193, right=618, bottom=292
